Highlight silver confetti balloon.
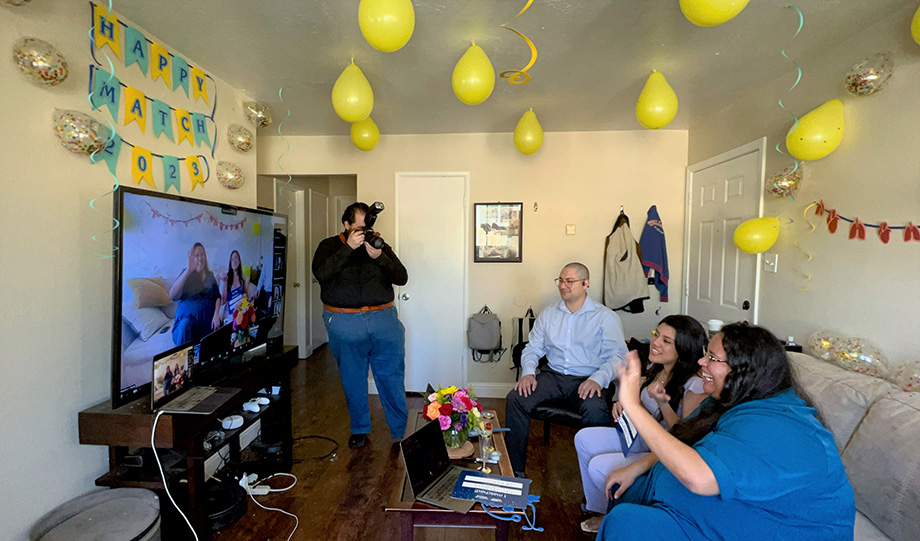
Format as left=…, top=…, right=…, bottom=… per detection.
left=52, top=109, right=108, bottom=155
left=807, top=329, right=843, bottom=363
left=4, top=0, right=34, bottom=6
left=243, top=101, right=273, bottom=128
left=833, top=337, right=889, bottom=379
left=892, top=361, right=920, bottom=392
left=217, top=161, right=245, bottom=190
left=845, top=52, right=893, bottom=97
left=13, top=37, right=69, bottom=87
left=227, top=124, right=254, bottom=152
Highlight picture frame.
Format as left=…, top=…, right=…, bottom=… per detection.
left=474, top=202, right=523, bottom=263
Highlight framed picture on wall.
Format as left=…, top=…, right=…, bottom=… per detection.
left=474, top=202, right=523, bottom=263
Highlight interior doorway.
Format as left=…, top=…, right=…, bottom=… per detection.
left=683, top=138, right=766, bottom=326
left=276, top=182, right=309, bottom=357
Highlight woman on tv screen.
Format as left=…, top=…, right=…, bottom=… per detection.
left=221, top=249, right=252, bottom=325
left=169, top=242, right=222, bottom=346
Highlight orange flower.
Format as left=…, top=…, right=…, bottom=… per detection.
left=425, top=402, right=441, bottom=420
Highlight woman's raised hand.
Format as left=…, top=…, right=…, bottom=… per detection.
left=616, top=349, right=643, bottom=410
left=648, top=380, right=671, bottom=404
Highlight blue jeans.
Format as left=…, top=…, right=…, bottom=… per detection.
left=324, top=306, right=408, bottom=438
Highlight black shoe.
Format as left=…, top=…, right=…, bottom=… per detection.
left=348, top=434, right=368, bottom=448
left=513, top=470, right=526, bottom=479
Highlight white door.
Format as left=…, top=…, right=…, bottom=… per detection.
left=683, top=139, right=765, bottom=326
left=308, top=189, right=329, bottom=350
left=276, top=182, right=309, bottom=357
left=332, top=195, right=356, bottom=239
left=395, top=173, right=468, bottom=392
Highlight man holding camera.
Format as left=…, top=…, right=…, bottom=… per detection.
left=312, top=202, right=409, bottom=449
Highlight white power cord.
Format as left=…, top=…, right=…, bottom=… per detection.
left=151, top=410, right=199, bottom=541
left=241, top=473, right=299, bottom=541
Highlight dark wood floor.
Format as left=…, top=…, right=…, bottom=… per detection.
left=212, top=346, right=592, bottom=541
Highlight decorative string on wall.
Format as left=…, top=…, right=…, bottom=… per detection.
left=275, top=86, right=294, bottom=224
left=499, top=0, right=538, bottom=85
left=143, top=200, right=247, bottom=230
left=811, top=200, right=919, bottom=244
left=771, top=5, right=804, bottom=198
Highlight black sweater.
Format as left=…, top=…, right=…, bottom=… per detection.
left=311, top=232, right=408, bottom=308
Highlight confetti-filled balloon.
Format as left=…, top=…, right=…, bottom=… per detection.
left=243, top=101, right=273, bottom=128
left=767, top=166, right=802, bottom=198
left=4, top=0, right=33, bottom=5
left=52, top=109, right=107, bottom=155
left=227, top=124, right=253, bottom=152
left=217, top=161, right=244, bottom=190
left=833, top=337, right=889, bottom=379
left=845, top=52, right=893, bottom=97
left=807, top=329, right=844, bottom=362
left=13, top=37, right=69, bottom=87
left=892, top=361, right=920, bottom=392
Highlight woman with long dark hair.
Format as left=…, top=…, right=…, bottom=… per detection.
left=170, top=242, right=222, bottom=345
left=597, top=323, right=854, bottom=540
left=221, top=250, right=251, bottom=324
left=575, top=315, right=709, bottom=533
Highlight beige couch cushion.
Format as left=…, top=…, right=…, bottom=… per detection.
left=789, top=352, right=896, bottom=451
left=842, top=392, right=920, bottom=541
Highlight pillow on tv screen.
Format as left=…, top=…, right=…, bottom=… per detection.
left=123, top=301, right=170, bottom=341
left=127, top=277, right=172, bottom=309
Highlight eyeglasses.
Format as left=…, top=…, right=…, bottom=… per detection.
left=702, top=347, right=728, bottom=364
left=554, top=278, right=582, bottom=287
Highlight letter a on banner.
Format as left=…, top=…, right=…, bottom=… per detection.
left=93, top=4, right=122, bottom=60
left=132, top=146, right=156, bottom=189
left=149, top=42, right=172, bottom=91
left=162, top=155, right=181, bottom=194
left=124, top=85, right=147, bottom=133
left=175, top=109, right=194, bottom=146
left=124, top=25, right=149, bottom=75
left=191, top=66, right=210, bottom=104
left=186, top=155, right=205, bottom=191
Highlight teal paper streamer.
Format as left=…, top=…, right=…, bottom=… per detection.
left=774, top=4, right=805, bottom=192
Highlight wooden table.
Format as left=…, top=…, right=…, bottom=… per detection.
left=386, top=410, right=520, bottom=541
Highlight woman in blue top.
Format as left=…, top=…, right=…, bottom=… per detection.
left=169, top=242, right=222, bottom=346
left=221, top=250, right=252, bottom=325
left=598, top=323, right=855, bottom=541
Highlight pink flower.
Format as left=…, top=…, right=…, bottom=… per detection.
left=428, top=393, right=438, bottom=403
left=453, top=389, right=467, bottom=400
left=438, top=415, right=451, bottom=430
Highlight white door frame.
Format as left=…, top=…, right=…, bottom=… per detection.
left=308, top=189, right=329, bottom=352
left=275, top=179, right=310, bottom=357
left=395, top=171, right=470, bottom=389
left=682, top=137, right=766, bottom=324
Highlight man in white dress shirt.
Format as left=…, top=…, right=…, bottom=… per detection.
left=505, top=262, right=627, bottom=476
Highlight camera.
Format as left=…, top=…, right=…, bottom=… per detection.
left=362, top=201, right=386, bottom=250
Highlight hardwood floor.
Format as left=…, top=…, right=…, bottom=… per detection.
left=211, top=346, right=593, bottom=541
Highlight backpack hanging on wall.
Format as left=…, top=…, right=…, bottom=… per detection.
left=510, top=307, right=536, bottom=380
left=468, top=305, right=505, bottom=363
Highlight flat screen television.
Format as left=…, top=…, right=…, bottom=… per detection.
left=112, top=186, right=286, bottom=408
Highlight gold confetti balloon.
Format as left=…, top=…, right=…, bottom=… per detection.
left=767, top=166, right=802, bottom=198
left=4, top=0, right=33, bottom=6
left=13, top=37, right=69, bottom=87
left=52, top=109, right=107, bottom=155
left=893, top=361, right=920, bottom=392
left=227, top=124, right=253, bottom=152
left=833, top=337, right=889, bottom=379
left=243, top=101, right=273, bottom=128
left=845, top=52, right=893, bottom=97
left=217, top=161, right=245, bottom=190
left=807, top=329, right=843, bottom=363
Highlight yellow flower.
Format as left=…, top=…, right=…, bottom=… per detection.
left=441, top=385, right=459, bottom=395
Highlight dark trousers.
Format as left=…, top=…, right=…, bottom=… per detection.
left=505, top=369, right=614, bottom=474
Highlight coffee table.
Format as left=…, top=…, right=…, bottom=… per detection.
left=386, top=410, right=520, bottom=540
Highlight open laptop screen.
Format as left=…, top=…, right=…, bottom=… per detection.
left=402, top=420, right=452, bottom=497
left=152, top=343, right=196, bottom=410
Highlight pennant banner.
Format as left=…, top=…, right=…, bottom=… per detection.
left=90, top=2, right=214, bottom=106
left=813, top=200, right=919, bottom=245
left=151, top=99, right=174, bottom=141
left=91, top=67, right=120, bottom=119
left=124, top=85, right=146, bottom=133
left=143, top=200, right=246, bottom=230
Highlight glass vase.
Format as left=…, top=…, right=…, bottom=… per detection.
left=442, top=428, right=469, bottom=448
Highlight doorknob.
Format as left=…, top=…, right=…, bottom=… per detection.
left=401, top=293, right=409, bottom=301
left=292, top=282, right=301, bottom=287
left=742, top=300, right=750, bottom=310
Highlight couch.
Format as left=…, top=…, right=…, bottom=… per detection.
left=788, top=352, right=920, bottom=541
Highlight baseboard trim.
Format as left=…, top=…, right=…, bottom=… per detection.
left=467, top=381, right=514, bottom=399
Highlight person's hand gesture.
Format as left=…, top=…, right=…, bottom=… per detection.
left=648, top=380, right=671, bottom=405
left=187, top=249, right=196, bottom=272
left=611, top=401, right=624, bottom=422
left=605, top=461, right=642, bottom=501
left=616, top=350, right=643, bottom=410
left=346, top=228, right=365, bottom=250
left=211, top=311, right=222, bottom=331
left=514, top=374, right=538, bottom=397
left=365, top=241, right=382, bottom=259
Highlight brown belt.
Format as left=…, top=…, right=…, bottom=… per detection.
left=323, top=302, right=393, bottom=314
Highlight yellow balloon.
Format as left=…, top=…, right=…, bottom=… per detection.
left=679, top=0, right=751, bottom=27
left=636, top=71, right=678, bottom=129
left=252, top=222, right=260, bottom=236
left=912, top=6, right=920, bottom=46
left=733, top=217, right=781, bottom=254
left=786, top=99, right=844, bottom=161
left=332, top=62, right=374, bottom=123
left=351, top=117, right=380, bottom=151
left=359, top=0, right=415, bottom=52
left=242, top=265, right=251, bottom=280
left=513, top=109, right=543, bottom=155
left=452, top=45, right=495, bottom=105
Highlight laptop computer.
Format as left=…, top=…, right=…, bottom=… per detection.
left=400, top=419, right=475, bottom=513
left=151, top=343, right=240, bottom=415
left=194, top=323, right=234, bottom=382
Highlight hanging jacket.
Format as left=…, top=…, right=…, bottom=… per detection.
left=603, top=217, right=650, bottom=311
left=639, top=205, right=669, bottom=302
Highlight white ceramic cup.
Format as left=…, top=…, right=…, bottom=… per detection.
left=707, top=319, right=724, bottom=337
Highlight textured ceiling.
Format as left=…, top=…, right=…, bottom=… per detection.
left=112, top=0, right=915, bottom=136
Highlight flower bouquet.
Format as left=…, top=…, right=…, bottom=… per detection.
left=423, top=385, right=483, bottom=450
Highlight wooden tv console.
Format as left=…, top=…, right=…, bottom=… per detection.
left=78, top=345, right=298, bottom=539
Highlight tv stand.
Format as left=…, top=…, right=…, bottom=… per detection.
left=79, top=345, right=298, bottom=539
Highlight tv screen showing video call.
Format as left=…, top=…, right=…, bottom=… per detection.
left=113, top=187, right=286, bottom=408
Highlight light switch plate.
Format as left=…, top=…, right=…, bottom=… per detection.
left=566, top=224, right=576, bottom=235
left=763, top=253, right=778, bottom=273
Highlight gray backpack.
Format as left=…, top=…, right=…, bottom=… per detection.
left=468, top=305, right=505, bottom=363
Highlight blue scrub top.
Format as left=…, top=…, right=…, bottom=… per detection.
left=603, top=389, right=855, bottom=540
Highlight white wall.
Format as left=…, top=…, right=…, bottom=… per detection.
left=688, top=6, right=920, bottom=364
left=1, top=4, right=256, bottom=539
left=259, top=130, right=689, bottom=390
